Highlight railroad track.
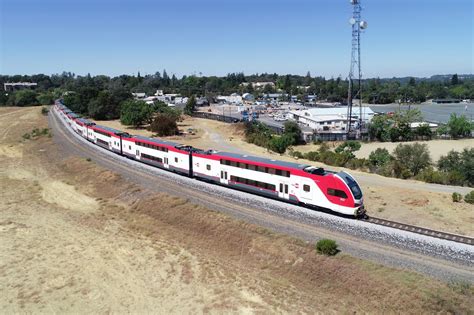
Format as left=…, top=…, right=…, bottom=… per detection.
left=365, top=216, right=474, bottom=246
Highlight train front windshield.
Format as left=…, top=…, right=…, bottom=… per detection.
left=337, top=172, right=362, bottom=200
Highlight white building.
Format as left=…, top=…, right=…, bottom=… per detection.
left=216, top=93, right=242, bottom=104
left=240, top=82, right=275, bottom=89
left=290, top=107, right=375, bottom=132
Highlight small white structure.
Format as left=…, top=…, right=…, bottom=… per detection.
left=240, top=82, right=275, bottom=89
left=290, top=107, right=375, bottom=132
left=4, top=82, right=37, bottom=91
left=132, top=92, right=146, bottom=99
left=155, top=90, right=164, bottom=96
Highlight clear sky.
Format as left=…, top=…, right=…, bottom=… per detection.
left=1, top=0, right=473, bottom=78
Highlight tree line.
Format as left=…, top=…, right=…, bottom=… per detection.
left=1, top=72, right=473, bottom=112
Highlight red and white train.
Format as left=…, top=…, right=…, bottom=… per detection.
left=54, top=101, right=365, bottom=217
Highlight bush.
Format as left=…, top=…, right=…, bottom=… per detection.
left=464, top=191, right=474, bottom=204
left=149, top=113, right=179, bottom=136
left=393, top=143, right=432, bottom=176
left=41, top=107, right=49, bottom=115
left=315, top=239, right=339, bottom=256
left=452, top=192, right=462, bottom=202
left=368, top=148, right=392, bottom=167
left=304, top=151, right=320, bottom=162
left=416, top=167, right=446, bottom=184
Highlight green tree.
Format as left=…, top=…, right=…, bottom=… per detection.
left=393, top=143, right=432, bottom=176
left=184, top=95, right=196, bottom=115
left=283, top=121, right=302, bottom=145
left=447, top=113, right=472, bottom=138
left=120, top=100, right=152, bottom=127
left=37, top=91, right=54, bottom=105
left=14, top=90, right=39, bottom=106
left=451, top=73, right=459, bottom=85
left=267, top=134, right=294, bottom=154
left=149, top=113, right=179, bottom=136
left=368, top=148, right=392, bottom=167
left=369, top=115, right=392, bottom=141
left=415, top=124, right=432, bottom=139
left=335, top=140, right=361, bottom=159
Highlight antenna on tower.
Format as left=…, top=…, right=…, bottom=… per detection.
left=346, top=0, right=368, bottom=139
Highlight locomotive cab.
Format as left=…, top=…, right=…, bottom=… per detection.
left=336, top=171, right=365, bottom=216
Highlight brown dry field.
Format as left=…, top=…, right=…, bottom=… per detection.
left=0, top=107, right=473, bottom=313
left=93, top=116, right=474, bottom=237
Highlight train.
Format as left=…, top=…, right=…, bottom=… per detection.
left=54, top=100, right=365, bottom=217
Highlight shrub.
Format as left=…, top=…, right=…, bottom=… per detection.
left=316, top=239, right=339, bottom=256
left=304, top=151, right=320, bottom=162
left=464, top=191, right=474, bottom=204
left=290, top=150, right=304, bottom=159
left=149, top=113, right=179, bottom=136
left=416, top=167, right=446, bottom=184
left=368, top=148, right=392, bottom=167
left=41, top=107, right=49, bottom=115
left=393, top=143, right=432, bottom=176
left=452, top=192, right=462, bottom=202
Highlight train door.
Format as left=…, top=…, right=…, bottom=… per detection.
left=220, top=169, right=228, bottom=185
left=164, top=157, right=169, bottom=169
left=278, top=183, right=289, bottom=200
left=135, top=148, right=140, bottom=159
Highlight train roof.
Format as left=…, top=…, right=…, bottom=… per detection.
left=133, top=135, right=181, bottom=147
left=77, top=118, right=93, bottom=124
left=94, top=124, right=123, bottom=134
left=216, top=151, right=310, bottom=170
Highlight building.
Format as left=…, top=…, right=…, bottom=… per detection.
left=4, top=82, right=37, bottom=91
left=290, top=107, right=375, bottom=134
left=240, top=82, right=275, bottom=90
left=216, top=93, right=242, bottom=104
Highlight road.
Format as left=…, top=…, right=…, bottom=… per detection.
left=49, top=111, right=474, bottom=282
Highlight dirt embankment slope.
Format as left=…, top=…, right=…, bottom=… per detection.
left=93, top=116, right=474, bottom=236
left=1, top=107, right=472, bottom=313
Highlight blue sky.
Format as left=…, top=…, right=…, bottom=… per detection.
left=1, top=0, right=473, bottom=78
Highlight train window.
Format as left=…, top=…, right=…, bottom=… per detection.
left=303, top=184, right=310, bottom=192
left=328, top=188, right=348, bottom=199
left=206, top=164, right=211, bottom=171
left=284, top=171, right=291, bottom=177
left=221, top=171, right=223, bottom=179
left=275, top=169, right=282, bottom=176
left=284, top=185, right=288, bottom=194
left=248, top=164, right=256, bottom=171
left=129, top=145, right=131, bottom=150
left=175, top=157, right=178, bottom=163
left=279, top=183, right=283, bottom=193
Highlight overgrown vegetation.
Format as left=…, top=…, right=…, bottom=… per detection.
left=41, top=106, right=49, bottom=115
left=315, top=239, right=339, bottom=256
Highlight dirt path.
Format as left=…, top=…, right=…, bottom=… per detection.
left=1, top=107, right=472, bottom=313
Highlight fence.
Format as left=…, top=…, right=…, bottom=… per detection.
left=192, top=111, right=241, bottom=123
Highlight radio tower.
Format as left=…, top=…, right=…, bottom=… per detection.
left=346, top=0, right=367, bottom=138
